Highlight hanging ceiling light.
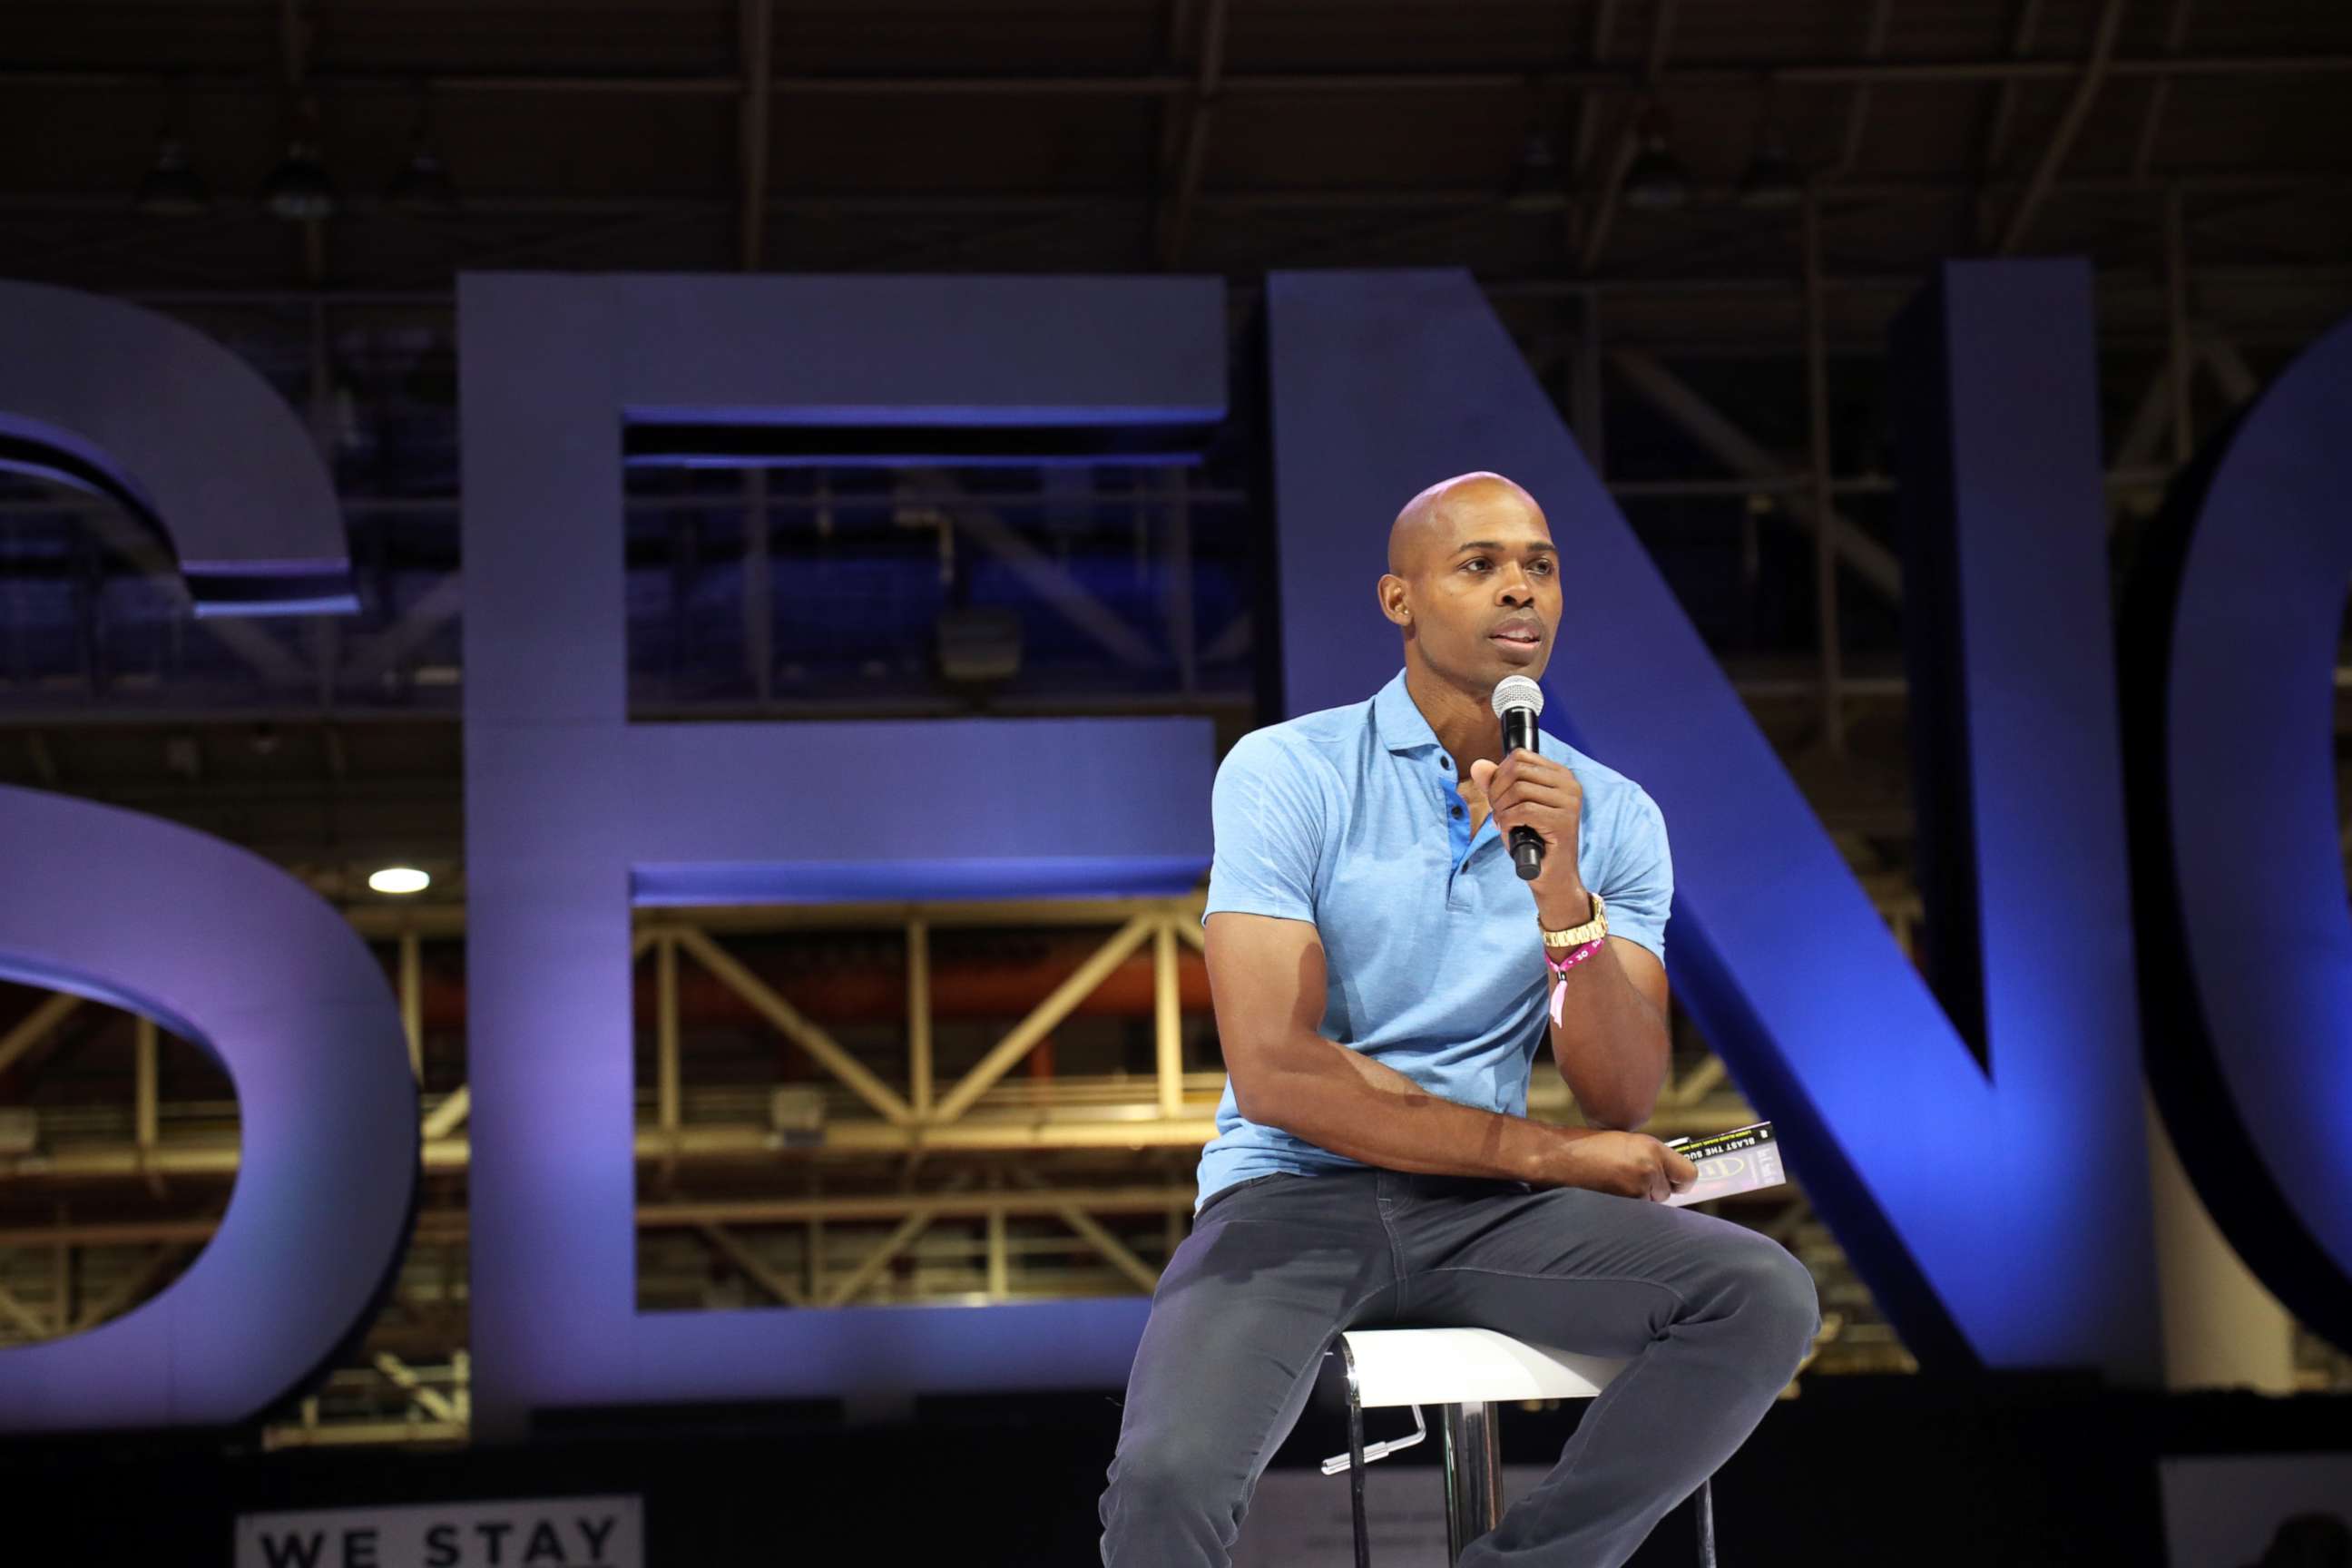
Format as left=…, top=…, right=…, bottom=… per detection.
left=1622, top=113, right=1690, bottom=212
left=133, top=136, right=212, bottom=217
left=368, top=866, right=431, bottom=896
left=261, top=137, right=336, bottom=221
left=1504, top=131, right=1563, bottom=214
left=1738, top=131, right=1803, bottom=210
left=387, top=90, right=459, bottom=214
left=387, top=144, right=458, bottom=213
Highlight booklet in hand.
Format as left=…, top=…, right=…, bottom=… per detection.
left=1661, top=1122, right=1784, bottom=1208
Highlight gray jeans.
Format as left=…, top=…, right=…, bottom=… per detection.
left=1099, top=1169, right=1819, bottom=1566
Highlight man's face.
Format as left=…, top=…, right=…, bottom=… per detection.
left=1395, top=484, right=1561, bottom=688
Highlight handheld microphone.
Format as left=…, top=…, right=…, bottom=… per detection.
left=1490, top=675, right=1545, bottom=881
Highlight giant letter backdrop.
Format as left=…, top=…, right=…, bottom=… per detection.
left=1265, top=265, right=2160, bottom=1379
left=460, top=274, right=1221, bottom=1438
left=2123, top=316, right=2352, bottom=1349
left=0, top=280, right=356, bottom=614
left=0, top=283, right=417, bottom=1431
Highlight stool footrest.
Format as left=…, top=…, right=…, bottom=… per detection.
left=1320, top=1403, right=1426, bottom=1475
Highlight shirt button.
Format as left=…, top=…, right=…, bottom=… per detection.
left=1439, top=758, right=1452, bottom=771
left=1450, top=805, right=1464, bottom=818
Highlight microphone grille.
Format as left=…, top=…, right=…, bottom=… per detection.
left=1490, top=675, right=1545, bottom=719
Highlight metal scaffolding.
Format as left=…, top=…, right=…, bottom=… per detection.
left=0, top=888, right=1823, bottom=1442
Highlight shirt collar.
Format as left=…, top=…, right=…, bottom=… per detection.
left=1372, top=669, right=1446, bottom=755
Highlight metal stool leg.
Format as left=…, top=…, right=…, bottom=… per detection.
left=1339, top=1338, right=1371, bottom=1568
left=1439, top=1400, right=1504, bottom=1563
left=1694, top=1476, right=1718, bottom=1568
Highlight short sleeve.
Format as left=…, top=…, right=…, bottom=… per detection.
left=1200, top=730, right=1325, bottom=926
left=1598, top=788, right=1673, bottom=962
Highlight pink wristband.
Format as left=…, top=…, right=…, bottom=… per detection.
left=1545, top=939, right=1604, bottom=1027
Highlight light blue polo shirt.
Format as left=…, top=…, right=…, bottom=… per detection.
left=1194, top=669, right=1673, bottom=1210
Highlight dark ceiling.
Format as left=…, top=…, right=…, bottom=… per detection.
left=4, top=0, right=2351, bottom=888
left=3, top=0, right=2347, bottom=298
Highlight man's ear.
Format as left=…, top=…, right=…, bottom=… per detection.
left=1377, top=573, right=1411, bottom=627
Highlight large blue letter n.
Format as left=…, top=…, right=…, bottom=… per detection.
left=1266, top=265, right=2159, bottom=1380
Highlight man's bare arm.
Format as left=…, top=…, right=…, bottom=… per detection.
left=1543, top=932, right=1673, bottom=1131
left=1467, top=751, right=1674, bottom=1132
left=1205, top=911, right=1692, bottom=1198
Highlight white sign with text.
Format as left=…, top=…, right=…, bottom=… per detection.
left=235, top=1494, right=642, bottom=1568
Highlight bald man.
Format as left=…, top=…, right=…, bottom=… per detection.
left=1098, top=474, right=1818, bottom=1566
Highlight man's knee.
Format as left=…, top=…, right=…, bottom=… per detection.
left=1101, top=1431, right=1242, bottom=1544
left=1710, top=1232, right=1821, bottom=1361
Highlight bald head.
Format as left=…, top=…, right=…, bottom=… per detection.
left=1377, top=470, right=1560, bottom=686
left=1387, top=471, right=1544, bottom=577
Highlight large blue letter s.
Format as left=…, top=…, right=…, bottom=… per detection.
left=0, top=283, right=415, bottom=1431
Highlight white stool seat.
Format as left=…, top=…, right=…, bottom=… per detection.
left=1338, top=1328, right=1625, bottom=1408
left=1323, top=1328, right=1712, bottom=1567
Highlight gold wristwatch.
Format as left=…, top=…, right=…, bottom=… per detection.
left=1540, top=891, right=1607, bottom=947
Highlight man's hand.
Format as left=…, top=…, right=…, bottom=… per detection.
left=1465, top=751, right=1591, bottom=924
left=1544, top=1131, right=1697, bottom=1201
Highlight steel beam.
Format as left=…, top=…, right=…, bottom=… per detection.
left=2167, top=187, right=2195, bottom=466
left=372, top=1351, right=460, bottom=1423
left=1665, top=1054, right=1730, bottom=1109
left=673, top=925, right=916, bottom=1126
left=2115, top=353, right=2181, bottom=478
left=1831, top=0, right=1896, bottom=180
left=2132, top=0, right=2198, bottom=182
left=1055, top=1204, right=1163, bottom=1293
left=1161, top=474, right=1198, bottom=693
left=0, top=1152, right=1802, bottom=1252
left=656, top=931, right=681, bottom=1162
left=74, top=507, right=311, bottom=688
left=1571, top=295, right=1606, bottom=475
left=952, top=504, right=1163, bottom=669
left=695, top=1221, right=808, bottom=1308
left=1578, top=0, right=1678, bottom=274
left=1606, top=348, right=1903, bottom=599
left=397, top=928, right=423, bottom=1079
left=1975, top=0, right=2046, bottom=244
left=0, top=992, right=81, bottom=1076
left=931, top=914, right=1157, bottom=1122
left=1, top=1088, right=1763, bottom=1188
left=1153, top=916, right=1185, bottom=1117
left=0, top=1272, right=47, bottom=1338
left=1568, top=0, right=1623, bottom=182
left=345, top=572, right=462, bottom=693
left=1997, top=0, right=2132, bottom=256
left=906, top=917, right=934, bottom=1118
left=1803, top=186, right=1845, bottom=754
left=743, top=471, right=772, bottom=702
left=0, top=252, right=2317, bottom=312
left=738, top=0, right=775, bottom=272
left=419, top=1085, right=471, bottom=1141
left=1156, top=0, right=1230, bottom=270
left=68, top=1240, right=185, bottom=1335
left=819, top=1208, right=935, bottom=1308
left=260, top=1418, right=467, bottom=1449
left=132, top=1014, right=162, bottom=1196
left=12, top=50, right=2350, bottom=102
left=985, top=1204, right=1011, bottom=1298
left=2198, top=332, right=2260, bottom=405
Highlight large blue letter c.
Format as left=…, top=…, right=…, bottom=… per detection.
left=2124, top=315, right=2352, bottom=1349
